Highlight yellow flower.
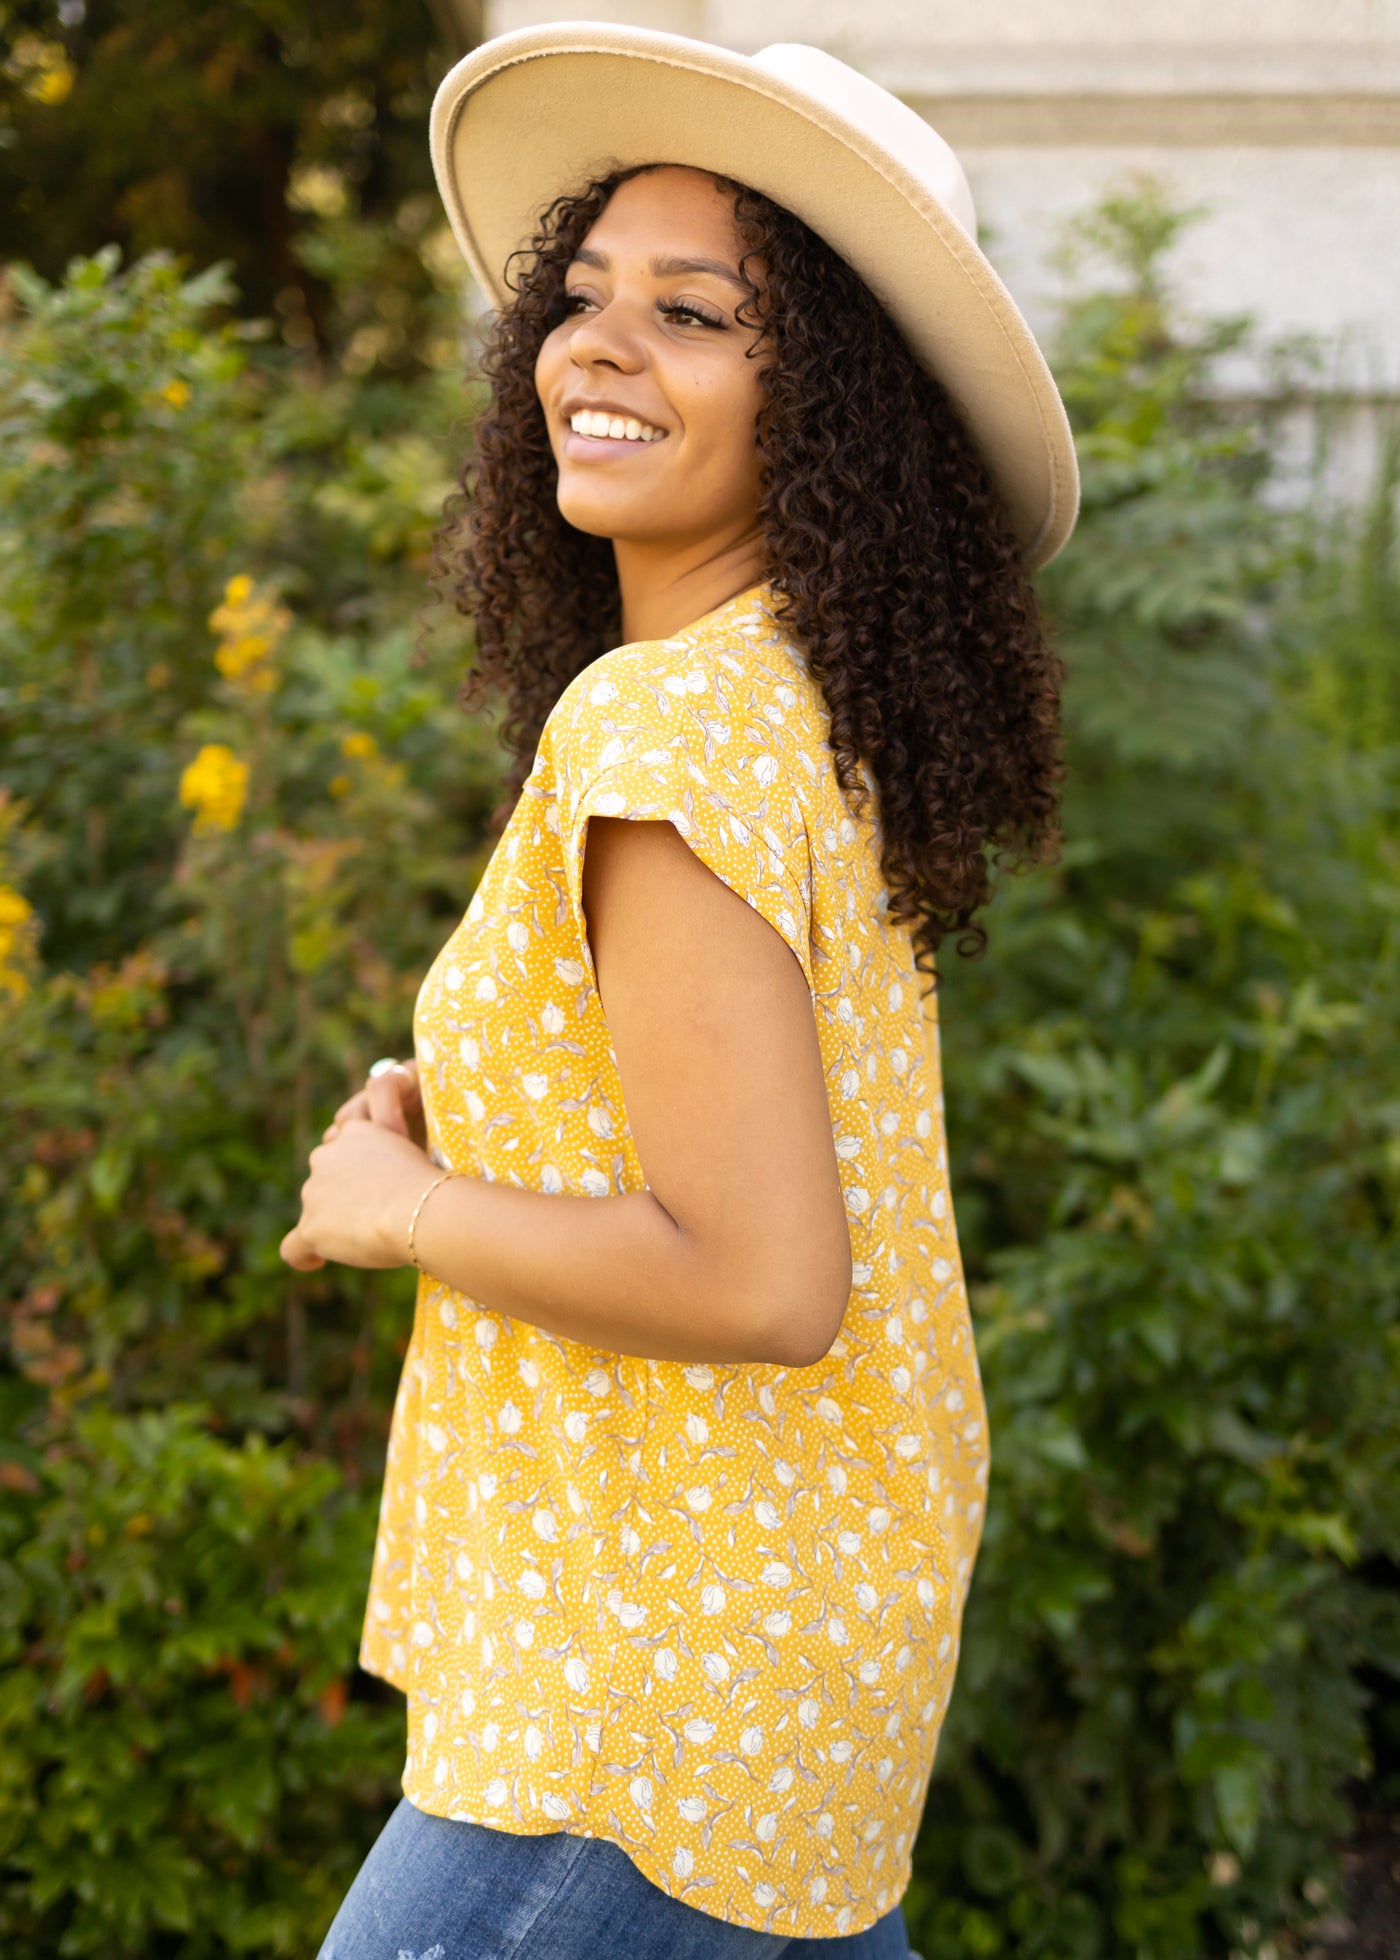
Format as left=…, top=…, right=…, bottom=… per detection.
left=179, top=744, right=249, bottom=834
left=0, top=884, right=37, bottom=1000
left=34, top=62, right=74, bottom=105
left=340, top=730, right=378, bottom=760
left=0, top=887, right=33, bottom=932
left=215, top=634, right=272, bottom=681
left=207, top=575, right=291, bottom=694
left=10, top=37, right=73, bottom=106
left=328, top=773, right=352, bottom=799
left=161, top=378, right=191, bottom=410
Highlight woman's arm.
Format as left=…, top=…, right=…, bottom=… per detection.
left=282, top=817, right=853, bottom=1368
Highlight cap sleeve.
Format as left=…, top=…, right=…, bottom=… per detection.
left=550, top=644, right=815, bottom=1000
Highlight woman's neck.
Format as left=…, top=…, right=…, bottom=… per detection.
left=614, top=532, right=767, bottom=644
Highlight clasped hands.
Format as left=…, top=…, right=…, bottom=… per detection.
left=279, top=1058, right=438, bottom=1273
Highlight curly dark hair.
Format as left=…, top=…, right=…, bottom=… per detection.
left=434, top=163, right=1065, bottom=983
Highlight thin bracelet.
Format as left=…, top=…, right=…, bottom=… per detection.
left=406, top=1169, right=464, bottom=1273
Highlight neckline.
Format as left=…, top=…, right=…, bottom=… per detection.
left=661, top=574, right=773, bottom=642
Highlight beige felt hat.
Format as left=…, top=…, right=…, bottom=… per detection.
left=429, top=23, right=1079, bottom=568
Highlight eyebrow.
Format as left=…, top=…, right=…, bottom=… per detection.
left=570, top=246, right=750, bottom=295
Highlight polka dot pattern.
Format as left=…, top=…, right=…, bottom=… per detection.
left=358, top=580, right=990, bottom=1938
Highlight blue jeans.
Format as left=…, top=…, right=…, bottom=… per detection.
left=318, top=1797, right=919, bottom=1959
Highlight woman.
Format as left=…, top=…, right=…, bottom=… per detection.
left=282, top=25, right=1078, bottom=1960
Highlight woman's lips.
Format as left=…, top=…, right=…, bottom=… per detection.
left=560, top=429, right=668, bottom=463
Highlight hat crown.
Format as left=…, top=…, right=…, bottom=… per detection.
left=751, top=43, right=978, bottom=242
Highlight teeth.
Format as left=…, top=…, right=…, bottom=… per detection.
left=570, top=410, right=664, bottom=443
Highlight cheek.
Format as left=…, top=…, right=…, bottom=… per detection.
left=685, top=369, right=764, bottom=495
left=533, top=331, right=567, bottom=416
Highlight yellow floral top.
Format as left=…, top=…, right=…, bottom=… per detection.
left=359, top=579, right=990, bottom=1939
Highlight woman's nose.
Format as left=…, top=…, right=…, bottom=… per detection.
left=568, top=300, right=645, bottom=373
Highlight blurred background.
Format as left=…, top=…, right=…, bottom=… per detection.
left=1, top=5, right=1396, bottom=1958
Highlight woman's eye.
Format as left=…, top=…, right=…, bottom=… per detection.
left=560, top=292, right=724, bottom=328
left=661, top=300, right=724, bottom=329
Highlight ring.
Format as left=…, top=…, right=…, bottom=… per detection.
left=369, top=1056, right=409, bottom=1078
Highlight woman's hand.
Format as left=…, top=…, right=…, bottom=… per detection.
left=325, top=1057, right=426, bottom=1148
left=280, top=1118, right=434, bottom=1272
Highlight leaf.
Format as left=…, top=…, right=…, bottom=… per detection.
left=88, top=1145, right=133, bottom=1213
left=1213, top=1760, right=1266, bottom=1856
left=1015, top=1408, right=1090, bottom=1471
left=961, top=1824, right=1029, bottom=1898
left=1285, top=1512, right=1360, bottom=1564
left=1204, top=1408, right=1280, bottom=1466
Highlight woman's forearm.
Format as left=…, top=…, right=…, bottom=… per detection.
left=387, top=1172, right=808, bottom=1367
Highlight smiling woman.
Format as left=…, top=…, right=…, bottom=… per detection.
left=293, top=22, right=1079, bottom=1960
left=534, top=168, right=769, bottom=637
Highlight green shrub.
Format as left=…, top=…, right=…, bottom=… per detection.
left=0, top=247, right=498, bottom=1956
left=0, top=1408, right=394, bottom=1957
left=912, top=185, right=1400, bottom=1960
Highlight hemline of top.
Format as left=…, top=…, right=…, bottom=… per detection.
left=358, top=1647, right=915, bottom=1942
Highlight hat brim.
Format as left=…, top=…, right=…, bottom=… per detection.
left=430, top=24, right=1079, bottom=569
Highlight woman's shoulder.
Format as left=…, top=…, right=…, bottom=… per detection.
left=547, top=583, right=822, bottom=751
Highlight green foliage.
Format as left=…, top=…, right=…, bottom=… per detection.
left=0, top=248, right=255, bottom=967
left=0, top=1408, right=394, bottom=1957
left=0, top=0, right=462, bottom=362
left=915, top=187, right=1400, bottom=1959
left=0, top=246, right=498, bottom=1955
left=1, top=187, right=1396, bottom=1959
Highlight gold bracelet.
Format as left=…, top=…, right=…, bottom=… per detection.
left=406, top=1169, right=464, bottom=1273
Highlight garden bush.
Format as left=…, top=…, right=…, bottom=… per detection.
left=0, top=245, right=501, bottom=1957
left=916, top=190, right=1400, bottom=1960
left=1, top=189, right=1397, bottom=1958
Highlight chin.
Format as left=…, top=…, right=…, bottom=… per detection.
left=556, top=491, right=655, bottom=541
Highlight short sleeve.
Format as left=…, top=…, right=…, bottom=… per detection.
left=549, top=643, right=815, bottom=999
